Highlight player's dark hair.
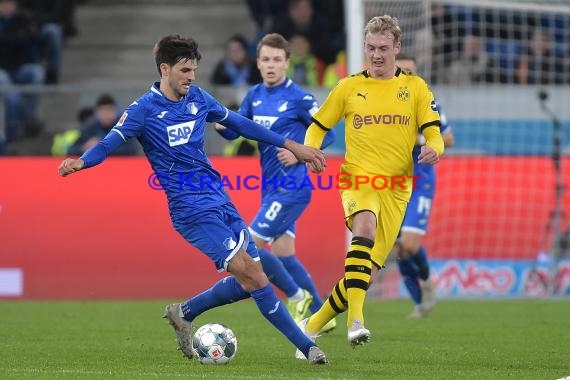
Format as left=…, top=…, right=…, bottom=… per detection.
left=256, top=33, right=290, bottom=59
left=153, top=35, right=202, bottom=76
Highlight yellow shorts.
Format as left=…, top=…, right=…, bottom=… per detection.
left=340, top=175, right=409, bottom=268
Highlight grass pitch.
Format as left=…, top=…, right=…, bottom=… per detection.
left=1, top=299, right=568, bottom=379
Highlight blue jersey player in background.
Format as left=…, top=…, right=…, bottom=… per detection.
left=216, top=34, right=337, bottom=332
left=394, top=56, right=455, bottom=318
left=58, top=35, right=329, bottom=364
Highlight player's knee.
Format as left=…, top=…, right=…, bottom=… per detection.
left=352, top=227, right=376, bottom=241
left=235, top=262, right=269, bottom=292
left=400, top=241, right=421, bottom=255
left=361, top=230, right=376, bottom=241
left=400, top=232, right=423, bottom=253
left=399, top=237, right=422, bottom=258
left=351, top=212, right=377, bottom=240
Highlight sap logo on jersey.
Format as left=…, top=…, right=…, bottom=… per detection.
left=167, top=121, right=196, bottom=147
left=253, top=116, right=278, bottom=129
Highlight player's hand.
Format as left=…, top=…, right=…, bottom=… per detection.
left=418, top=145, right=439, bottom=165
left=276, top=147, right=298, bottom=167
left=306, top=161, right=324, bottom=174
left=58, top=158, right=85, bottom=177
left=214, top=123, right=227, bottom=131
left=283, top=139, right=326, bottom=173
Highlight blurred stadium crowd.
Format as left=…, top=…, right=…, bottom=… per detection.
left=1, top=0, right=569, bottom=156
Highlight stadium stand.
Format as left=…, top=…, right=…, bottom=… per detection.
left=9, top=0, right=255, bottom=155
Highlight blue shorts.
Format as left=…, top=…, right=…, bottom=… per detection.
left=401, top=187, right=434, bottom=236
left=173, top=202, right=259, bottom=272
left=248, top=198, right=309, bottom=244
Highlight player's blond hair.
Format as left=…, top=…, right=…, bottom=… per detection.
left=364, top=15, right=402, bottom=44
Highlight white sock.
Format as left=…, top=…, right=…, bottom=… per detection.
left=288, top=288, right=305, bottom=302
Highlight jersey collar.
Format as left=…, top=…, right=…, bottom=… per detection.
left=264, top=77, right=291, bottom=92
left=151, top=82, right=164, bottom=97
left=363, top=67, right=402, bottom=79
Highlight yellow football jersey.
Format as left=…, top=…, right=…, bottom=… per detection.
left=308, top=68, right=441, bottom=179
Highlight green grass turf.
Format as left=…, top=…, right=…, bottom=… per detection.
left=0, top=299, right=568, bottom=379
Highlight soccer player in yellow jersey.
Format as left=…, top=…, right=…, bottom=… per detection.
left=298, top=15, right=445, bottom=352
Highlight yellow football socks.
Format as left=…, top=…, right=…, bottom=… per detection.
left=344, top=236, right=374, bottom=325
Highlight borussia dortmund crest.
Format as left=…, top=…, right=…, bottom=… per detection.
left=397, top=87, right=410, bottom=101
left=345, top=199, right=357, bottom=214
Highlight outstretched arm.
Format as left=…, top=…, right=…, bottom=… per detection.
left=277, top=128, right=336, bottom=167
left=220, top=110, right=325, bottom=172
left=220, top=110, right=285, bottom=147
left=282, top=139, right=325, bottom=172
left=214, top=123, right=240, bottom=140
left=58, top=130, right=126, bottom=176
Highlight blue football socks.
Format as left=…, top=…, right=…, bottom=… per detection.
left=180, top=276, right=249, bottom=321
left=250, top=284, right=314, bottom=357
left=411, top=246, right=430, bottom=281
left=398, top=257, right=422, bottom=305
left=258, top=248, right=300, bottom=298
left=280, top=255, right=323, bottom=313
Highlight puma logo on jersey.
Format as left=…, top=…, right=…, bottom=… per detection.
left=257, top=222, right=270, bottom=228
left=157, top=111, right=168, bottom=118
left=357, top=92, right=367, bottom=100
left=167, top=121, right=196, bottom=146
left=252, top=100, right=262, bottom=107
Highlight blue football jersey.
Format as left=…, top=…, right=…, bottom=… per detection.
left=239, top=78, right=320, bottom=202
left=112, top=83, right=230, bottom=220
left=412, top=101, right=450, bottom=190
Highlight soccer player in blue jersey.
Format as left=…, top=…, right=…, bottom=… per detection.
left=216, top=33, right=337, bottom=331
left=394, top=56, right=454, bottom=318
left=58, top=35, right=328, bottom=364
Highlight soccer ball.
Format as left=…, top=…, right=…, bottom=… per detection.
left=191, top=323, right=237, bottom=364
